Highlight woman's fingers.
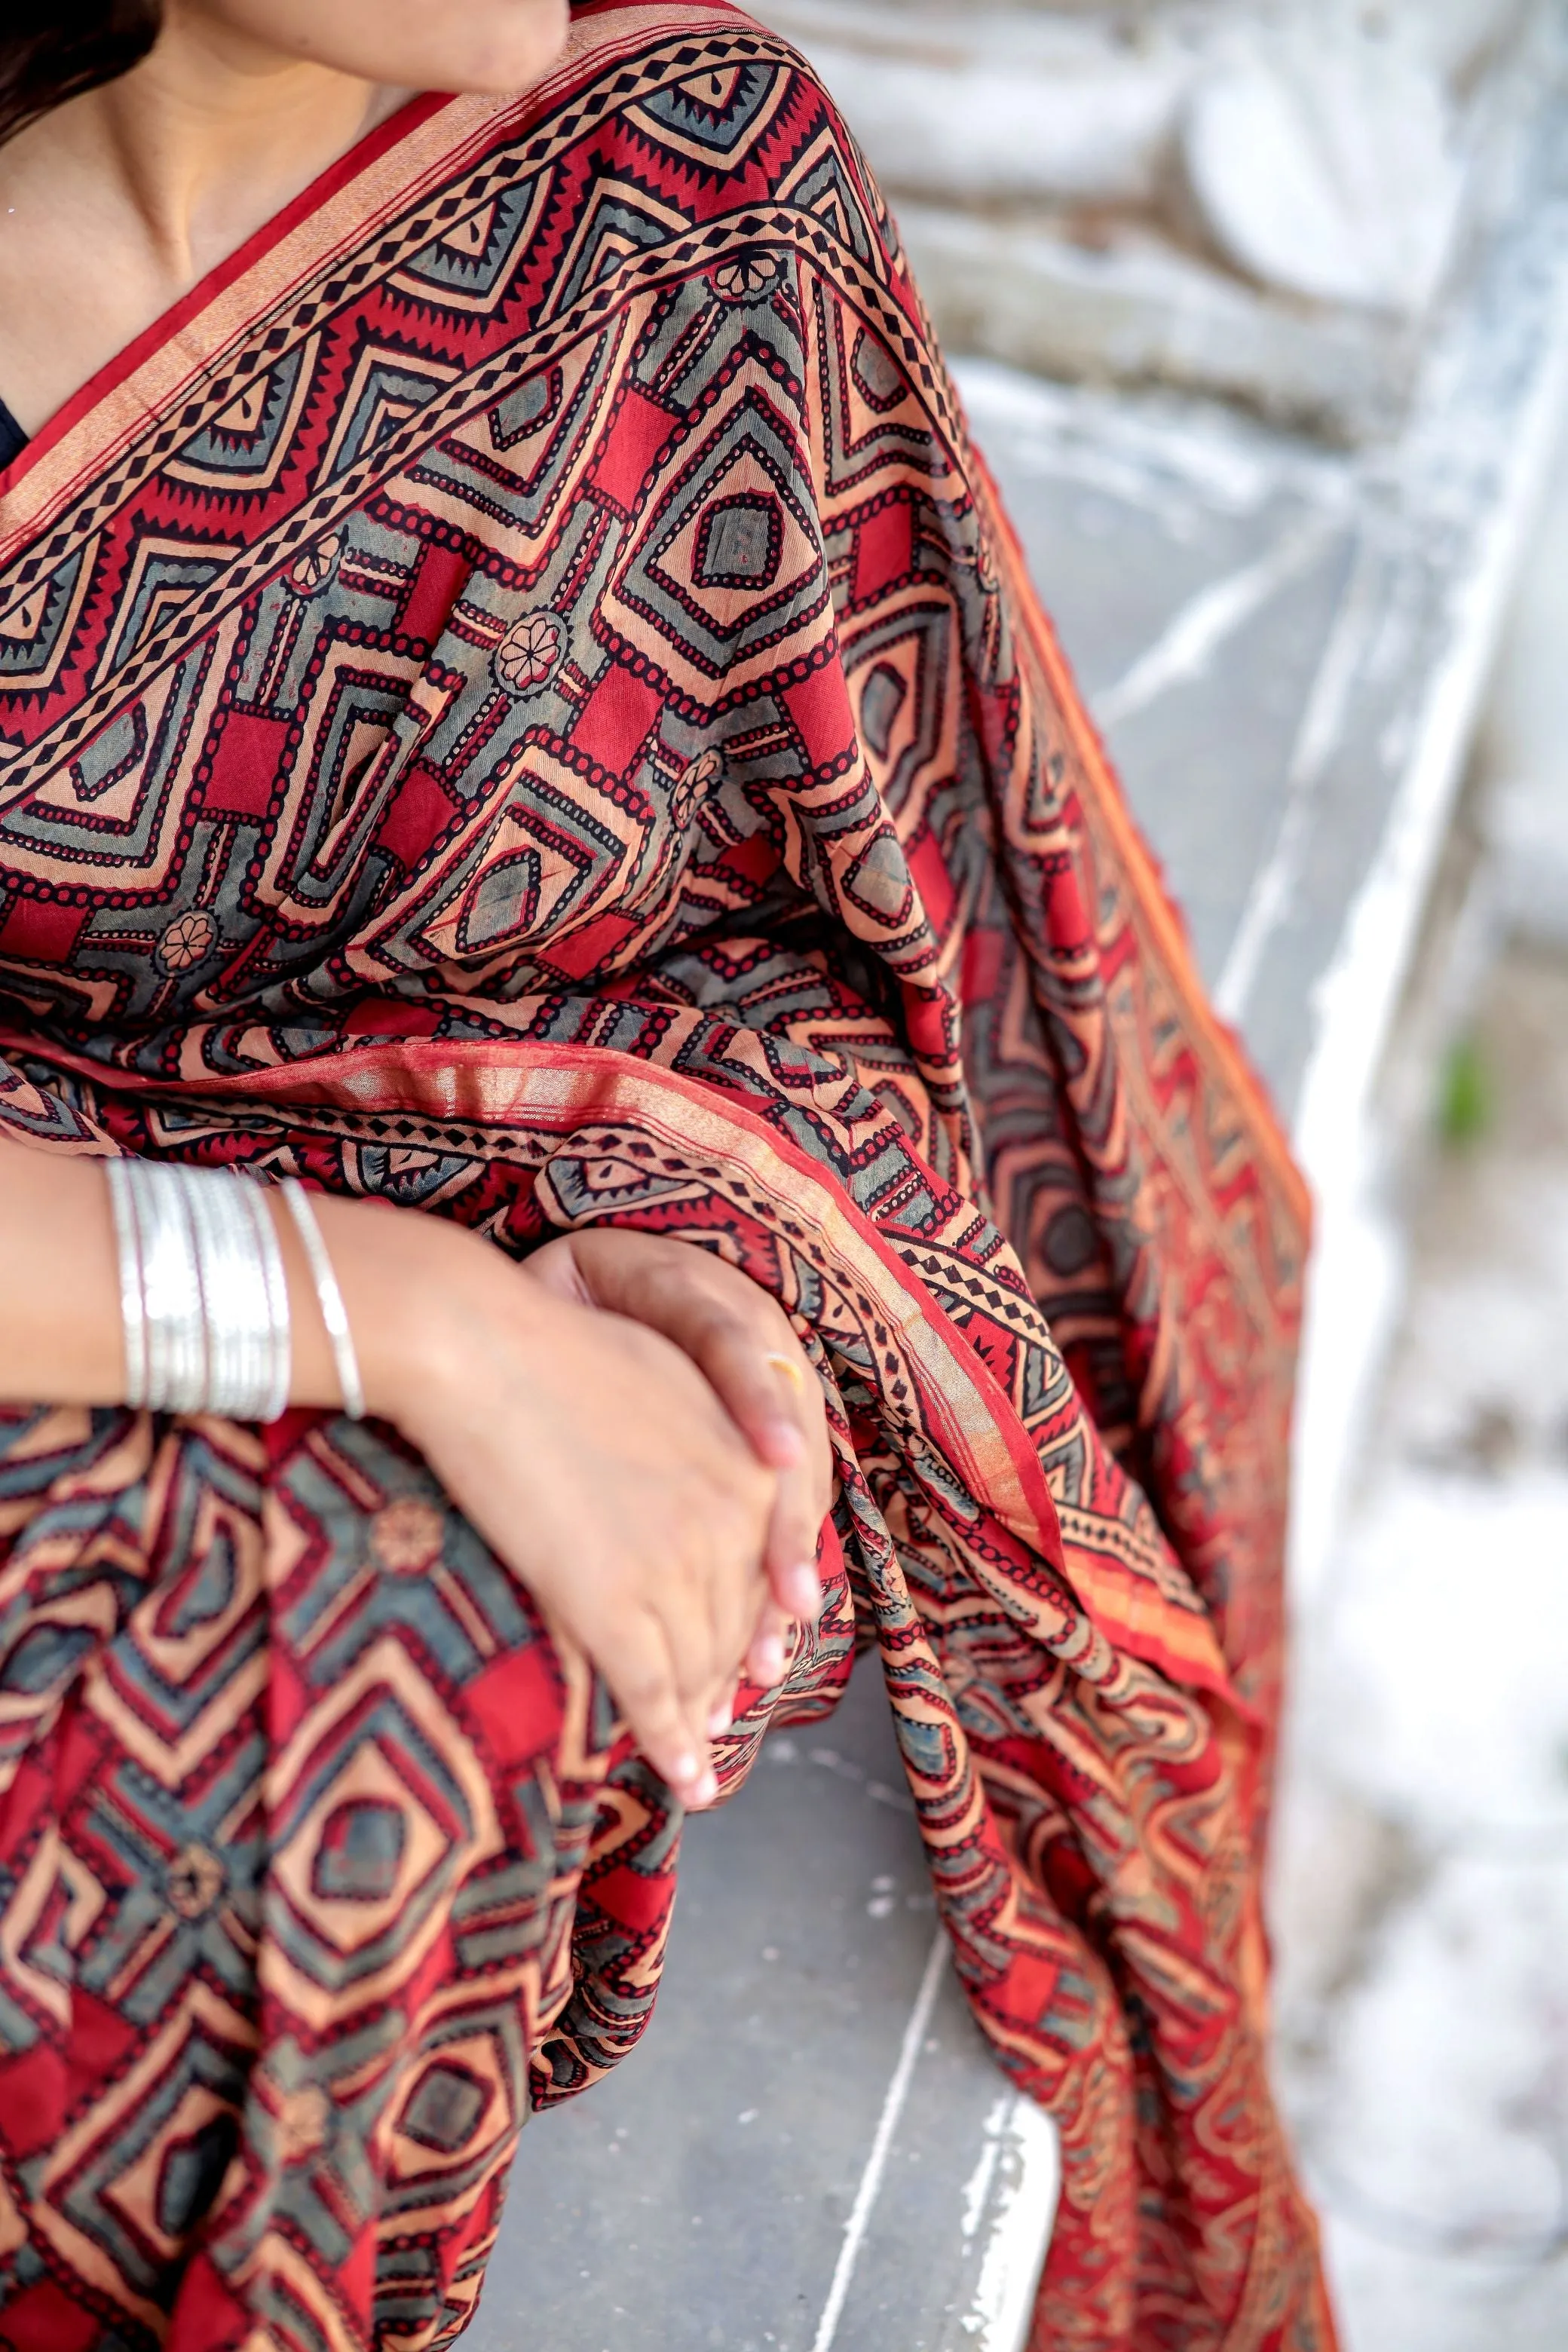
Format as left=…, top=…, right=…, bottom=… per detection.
left=707, top=1571, right=800, bottom=1740
left=763, top=1443, right=827, bottom=1622
left=703, top=1595, right=794, bottom=1751
left=700, top=1521, right=769, bottom=1716
left=675, top=1333, right=825, bottom=1622
left=533, top=1228, right=836, bottom=1619
left=397, top=1257, right=779, bottom=1821
left=746, top=1596, right=796, bottom=1689
left=514, top=1230, right=834, bottom=1760
left=597, top=1603, right=720, bottom=1809
left=711, top=1343, right=828, bottom=1622
left=530, top=1232, right=831, bottom=1479
left=620, top=1255, right=831, bottom=1607
left=696, top=1313, right=827, bottom=1496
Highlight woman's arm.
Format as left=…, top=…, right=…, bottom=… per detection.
left=0, top=1135, right=792, bottom=1807
left=0, top=1132, right=470, bottom=1417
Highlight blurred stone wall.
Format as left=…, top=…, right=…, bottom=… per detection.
left=752, top=0, right=1554, bottom=441
left=1481, top=412, right=1568, bottom=945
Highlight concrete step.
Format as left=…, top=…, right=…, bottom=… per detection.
left=469, top=1658, right=1056, bottom=2352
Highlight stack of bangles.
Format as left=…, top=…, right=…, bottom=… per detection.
left=104, top=1160, right=365, bottom=1423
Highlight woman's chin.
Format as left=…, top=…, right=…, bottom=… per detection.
left=419, top=21, right=574, bottom=100
left=188, top=0, right=574, bottom=97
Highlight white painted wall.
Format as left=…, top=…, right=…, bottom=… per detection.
left=1480, top=409, right=1568, bottom=946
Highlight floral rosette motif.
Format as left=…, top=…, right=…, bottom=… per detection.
left=157, top=908, right=219, bottom=974
left=712, top=250, right=782, bottom=305
left=494, top=609, right=566, bottom=697
left=670, top=748, right=724, bottom=832
left=286, top=531, right=344, bottom=599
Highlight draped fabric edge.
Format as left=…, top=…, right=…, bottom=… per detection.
left=0, top=1026, right=1251, bottom=1715
left=969, top=448, right=1314, bottom=1251
left=0, top=5, right=1337, bottom=2340
left=0, top=6, right=710, bottom=565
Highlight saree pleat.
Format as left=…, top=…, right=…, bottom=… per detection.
left=0, top=5, right=1334, bottom=2346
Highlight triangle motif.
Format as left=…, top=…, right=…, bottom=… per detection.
left=440, top=201, right=500, bottom=261
left=103, top=544, right=231, bottom=675
left=403, top=185, right=539, bottom=303
left=641, top=62, right=779, bottom=155
left=176, top=345, right=310, bottom=479
left=0, top=548, right=87, bottom=681
left=326, top=358, right=449, bottom=481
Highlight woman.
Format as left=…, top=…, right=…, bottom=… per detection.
left=0, top=2, right=1334, bottom=2347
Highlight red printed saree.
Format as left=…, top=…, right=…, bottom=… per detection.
left=0, top=5, right=1334, bottom=2347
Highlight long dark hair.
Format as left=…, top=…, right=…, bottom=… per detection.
left=0, top=0, right=162, bottom=149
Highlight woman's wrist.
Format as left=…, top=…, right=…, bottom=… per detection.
left=296, top=1193, right=522, bottom=1426
left=0, top=1147, right=128, bottom=1409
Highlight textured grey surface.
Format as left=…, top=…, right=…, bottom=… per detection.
left=470, top=1659, right=1049, bottom=2352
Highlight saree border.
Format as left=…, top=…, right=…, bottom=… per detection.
left=972, top=449, right=1315, bottom=1240
left=0, top=14, right=873, bottom=801
left=0, top=4, right=752, bottom=557
left=5, top=1021, right=1244, bottom=1706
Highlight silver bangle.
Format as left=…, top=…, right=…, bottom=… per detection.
left=129, top=1158, right=205, bottom=1413
left=178, top=1165, right=292, bottom=1423
left=105, top=1159, right=149, bottom=1410
left=179, top=1164, right=252, bottom=1411
left=105, top=1158, right=293, bottom=1421
left=242, top=1178, right=294, bottom=1424
left=280, top=1179, right=366, bottom=1421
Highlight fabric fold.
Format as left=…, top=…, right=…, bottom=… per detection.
left=0, top=7, right=1331, bottom=2346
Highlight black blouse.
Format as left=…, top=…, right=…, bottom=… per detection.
left=0, top=400, right=28, bottom=471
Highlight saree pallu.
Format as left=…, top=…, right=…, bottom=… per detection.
left=0, top=5, right=1335, bottom=2347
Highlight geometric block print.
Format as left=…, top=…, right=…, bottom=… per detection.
left=0, top=8, right=1329, bottom=2350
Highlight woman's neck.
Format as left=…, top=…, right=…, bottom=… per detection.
left=89, top=20, right=406, bottom=284
left=0, top=8, right=409, bottom=434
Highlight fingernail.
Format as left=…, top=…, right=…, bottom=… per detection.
left=688, top=1770, right=719, bottom=1808
left=787, top=1565, right=822, bottom=1618
left=755, top=1634, right=788, bottom=1686
left=709, top=1697, right=735, bottom=1738
left=671, top=1753, right=700, bottom=1788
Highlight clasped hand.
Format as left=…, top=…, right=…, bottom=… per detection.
left=383, top=1224, right=834, bottom=1811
